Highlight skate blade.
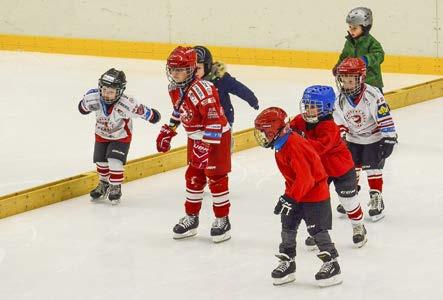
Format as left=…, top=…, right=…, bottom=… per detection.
left=173, top=229, right=197, bottom=240
left=317, top=274, right=343, bottom=287
left=90, top=195, right=106, bottom=202
left=337, top=212, right=347, bottom=218
left=273, top=273, right=296, bottom=286
left=212, top=230, right=231, bottom=243
left=353, top=236, right=368, bottom=248
left=370, top=213, right=385, bottom=222
left=110, top=199, right=121, bottom=205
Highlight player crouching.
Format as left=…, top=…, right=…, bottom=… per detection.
left=78, top=68, right=161, bottom=205
left=254, top=107, right=342, bottom=287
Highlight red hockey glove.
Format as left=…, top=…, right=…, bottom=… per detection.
left=190, top=140, right=210, bottom=169
left=156, top=124, right=177, bottom=153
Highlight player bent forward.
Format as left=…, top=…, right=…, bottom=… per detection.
left=254, top=107, right=342, bottom=287
left=78, top=68, right=160, bottom=205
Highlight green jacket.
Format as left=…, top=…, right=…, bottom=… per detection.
left=337, top=33, right=385, bottom=89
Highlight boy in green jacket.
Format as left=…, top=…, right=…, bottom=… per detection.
left=334, top=7, right=385, bottom=93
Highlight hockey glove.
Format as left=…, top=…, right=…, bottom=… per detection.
left=274, top=195, right=296, bottom=216
left=190, top=140, right=210, bottom=169
left=156, top=124, right=177, bottom=153
left=148, top=108, right=161, bottom=124
left=378, top=136, right=397, bottom=159
left=78, top=99, right=99, bottom=114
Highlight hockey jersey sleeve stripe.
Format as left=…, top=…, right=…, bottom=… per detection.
left=202, top=131, right=222, bottom=143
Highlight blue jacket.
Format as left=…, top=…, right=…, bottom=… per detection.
left=211, top=72, right=258, bottom=126
left=204, top=61, right=258, bottom=126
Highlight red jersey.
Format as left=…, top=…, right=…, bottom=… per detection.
left=290, top=115, right=354, bottom=177
left=275, top=132, right=330, bottom=202
left=169, top=79, right=230, bottom=144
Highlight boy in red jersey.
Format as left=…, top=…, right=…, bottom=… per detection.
left=290, top=85, right=367, bottom=248
left=156, top=46, right=232, bottom=243
left=254, top=107, right=342, bottom=287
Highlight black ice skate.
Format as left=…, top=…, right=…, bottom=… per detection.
left=210, top=216, right=231, bottom=243
left=108, top=184, right=122, bottom=205
left=272, top=253, right=296, bottom=285
left=90, top=180, right=109, bottom=201
left=305, top=236, right=318, bottom=251
left=336, top=204, right=346, bottom=215
left=173, top=215, right=199, bottom=239
left=368, top=190, right=385, bottom=222
left=352, top=223, right=368, bottom=248
left=315, top=251, right=343, bottom=287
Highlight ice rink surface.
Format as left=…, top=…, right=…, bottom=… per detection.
left=1, top=51, right=443, bottom=299
left=0, top=50, right=440, bottom=194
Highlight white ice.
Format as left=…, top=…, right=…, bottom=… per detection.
left=0, top=51, right=442, bottom=299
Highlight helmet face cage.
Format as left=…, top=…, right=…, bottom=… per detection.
left=254, top=107, right=288, bottom=148
left=346, top=7, right=373, bottom=27
left=166, top=65, right=195, bottom=88
left=166, top=47, right=197, bottom=88
left=98, top=70, right=126, bottom=104
left=336, top=73, right=363, bottom=97
left=300, top=98, right=323, bottom=123
left=254, top=128, right=273, bottom=148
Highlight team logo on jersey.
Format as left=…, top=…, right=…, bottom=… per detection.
left=201, top=97, right=216, bottom=106
left=179, top=102, right=194, bottom=123
left=377, top=104, right=390, bottom=118
left=207, top=107, right=219, bottom=119
left=345, top=109, right=367, bottom=128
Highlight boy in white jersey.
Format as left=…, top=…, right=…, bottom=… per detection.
left=78, top=68, right=161, bottom=205
left=333, top=58, right=397, bottom=221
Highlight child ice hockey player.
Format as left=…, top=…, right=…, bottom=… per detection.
left=290, top=85, right=367, bottom=248
left=254, top=107, right=342, bottom=287
left=78, top=68, right=161, bottom=205
left=156, top=46, right=232, bottom=243
left=334, top=7, right=385, bottom=93
left=193, top=46, right=259, bottom=127
left=334, top=58, right=397, bottom=221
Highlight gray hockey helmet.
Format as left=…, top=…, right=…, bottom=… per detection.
left=346, top=7, right=373, bottom=27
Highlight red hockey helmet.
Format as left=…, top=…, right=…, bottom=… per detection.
left=166, top=46, right=197, bottom=87
left=335, top=57, right=366, bottom=96
left=254, top=107, right=288, bottom=148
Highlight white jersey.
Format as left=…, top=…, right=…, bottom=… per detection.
left=79, top=88, right=155, bottom=141
left=333, top=84, right=396, bottom=145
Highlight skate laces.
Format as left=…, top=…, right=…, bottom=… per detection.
left=353, top=224, right=365, bottom=236
left=319, top=261, right=334, bottom=274
left=179, top=215, right=196, bottom=228
left=368, top=192, right=383, bottom=210
left=109, top=184, right=121, bottom=195
left=276, top=260, right=291, bottom=272
left=94, top=181, right=109, bottom=193
left=212, top=217, right=227, bottom=229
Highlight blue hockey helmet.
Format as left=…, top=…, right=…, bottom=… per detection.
left=300, top=85, right=336, bottom=123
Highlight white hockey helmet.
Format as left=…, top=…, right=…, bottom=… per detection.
left=346, top=7, right=373, bottom=28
